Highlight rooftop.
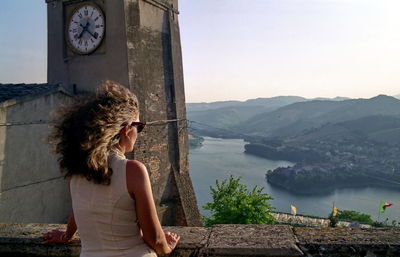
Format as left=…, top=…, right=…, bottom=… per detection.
left=0, top=83, right=70, bottom=105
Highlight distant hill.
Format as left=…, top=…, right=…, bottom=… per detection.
left=187, top=96, right=306, bottom=112
left=187, top=96, right=307, bottom=130
left=291, top=115, right=400, bottom=146
left=187, top=101, right=241, bottom=112
left=239, top=95, right=400, bottom=138
left=312, top=96, right=350, bottom=101
left=368, top=127, right=400, bottom=145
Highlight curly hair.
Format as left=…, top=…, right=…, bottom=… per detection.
left=49, top=81, right=139, bottom=185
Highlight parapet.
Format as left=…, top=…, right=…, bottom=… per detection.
left=1, top=223, right=400, bottom=256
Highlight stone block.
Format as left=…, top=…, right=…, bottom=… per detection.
left=162, top=226, right=209, bottom=257
left=204, top=224, right=303, bottom=256
left=0, top=223, right=80, bottom=257
left=295, top=227, right=400, bottom=257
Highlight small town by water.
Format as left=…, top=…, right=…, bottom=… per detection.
left=189, top=137, right=400, bottom=222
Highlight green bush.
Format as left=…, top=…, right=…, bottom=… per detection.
left=203, top=175, right=275, bottom=226
left=372, top=219, right=399, bottom=227
left=336, top=210, right=373, bottom=225
left=328, top=212, right=338, bottom=227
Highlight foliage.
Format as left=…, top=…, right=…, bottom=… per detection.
left=328, top=212, right=338, bottom=227
left=372, top=219, right=399, bottom=228
left=335, top=210, right=373, bottom=225
left=203, top=175, right=275, bottom=226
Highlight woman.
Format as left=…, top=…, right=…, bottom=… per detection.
left=42, top=81, right=180, bottom=256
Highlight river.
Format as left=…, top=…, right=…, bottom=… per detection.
left=189, top=137, right=399, bottom=222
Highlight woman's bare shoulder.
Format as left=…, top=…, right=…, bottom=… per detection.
left=126, top=160, right=147, bottom=172
left=126, top=160, right=150, bottom=193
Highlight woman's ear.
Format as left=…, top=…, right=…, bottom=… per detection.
left=120, top=125, right=130, bottom=138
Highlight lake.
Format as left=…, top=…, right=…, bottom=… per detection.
left=189, top=137, right=400, bottom=222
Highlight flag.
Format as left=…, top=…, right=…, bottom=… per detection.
left=290, top=205, right=297, bottom=216
left=379, top=202, right=393, bottom=213
left=333, top=205, right=338, bottom=217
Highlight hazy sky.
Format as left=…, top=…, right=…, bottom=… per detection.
left=1, top=0, right=399, bottom=102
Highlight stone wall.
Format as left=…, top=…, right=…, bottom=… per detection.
left=0, top=92, right=72, bottom=223
left=46, top=0, right=201, bottom=227
left=272, top=212, right=372, bottom=228
left=1, top=223, right=399, bottom=257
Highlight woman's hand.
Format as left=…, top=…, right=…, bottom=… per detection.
left=41, top=229, right=71, bottom=244
left=165, top=232, right=180, bottom=252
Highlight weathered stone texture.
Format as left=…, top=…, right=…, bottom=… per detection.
left=2, top=223, right=400, bottom=257
left=205, top=224, right=303, bottom=256
left=295, top=227, right=400, bottom=257
left=46, top=0, right=201, bottom=226
left=123, top=0, right=201, bottom=226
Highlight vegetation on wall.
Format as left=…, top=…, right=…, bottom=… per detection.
left=203, top=176, right=275, bottom=226
left=335, top=210, right=374, bottom=224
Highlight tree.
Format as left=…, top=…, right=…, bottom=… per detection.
left=336, top=210, right=373, bottom=225
left=203, top=175, right=275, bottom=226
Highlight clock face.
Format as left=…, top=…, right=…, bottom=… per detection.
left=67, top=3, right=105, bottom=54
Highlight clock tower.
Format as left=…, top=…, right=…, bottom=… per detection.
left=45, top=0, right=202, bottom=226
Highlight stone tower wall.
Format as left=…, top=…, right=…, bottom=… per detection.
left=46, top=0, right=201, bottom=226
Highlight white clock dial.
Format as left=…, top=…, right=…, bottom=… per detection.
left=67, top=4, right=105, bottom=54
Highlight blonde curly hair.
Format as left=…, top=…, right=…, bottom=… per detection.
left=50, top=81, right=139, bottom=184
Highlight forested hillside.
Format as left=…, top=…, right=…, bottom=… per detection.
left=187, top=95, right=400, bottom=193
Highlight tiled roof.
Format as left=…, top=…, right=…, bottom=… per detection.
left=0, top=83, right=64, bottom=103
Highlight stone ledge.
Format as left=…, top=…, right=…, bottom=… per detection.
left=204, top=225, right=302, bottom=256
left=295, top=227, right=400, bottom=257
left=1, top=223, right=400, bottom=257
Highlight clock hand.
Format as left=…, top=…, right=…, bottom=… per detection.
left=84, top=23, right=98, bottom=39
left=78, top=25, right=86, bottom=38
left=86, top=28, right=96, bottom=38
left=78, top=23, right=90, bottom=38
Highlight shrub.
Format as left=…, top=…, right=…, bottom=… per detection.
left=336, top=210, right=373, bottom=225
left=203, top=175, right=275, bottom=226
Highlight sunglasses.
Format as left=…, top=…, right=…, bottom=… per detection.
left=131, top=122, right=146, bottom=133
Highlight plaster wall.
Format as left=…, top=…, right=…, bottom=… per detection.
left=0, top=92, right=72, bottom=223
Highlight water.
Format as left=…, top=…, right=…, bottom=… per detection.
left=189, top=137, right=400, bottom=222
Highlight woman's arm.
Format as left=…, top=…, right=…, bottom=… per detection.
left=42, top=211, right=77, bottom=244
left=42, top=178, right=77, bottom=244
left=126, top=160, right=180, bottom=255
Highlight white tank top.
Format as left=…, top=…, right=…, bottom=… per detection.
left=70, top=152, right=157, bottom=257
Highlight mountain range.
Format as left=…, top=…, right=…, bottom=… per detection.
left=187, top=96, right=307, bottom=129
left=187, top=94, right=400, bottom=193
left=188, top=95, right=400, bottom=140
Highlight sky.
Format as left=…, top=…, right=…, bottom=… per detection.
left=0, top=0, right=399, bottom=102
